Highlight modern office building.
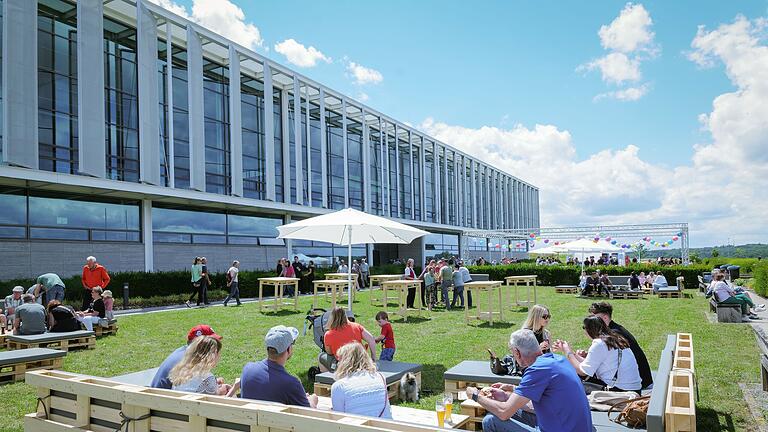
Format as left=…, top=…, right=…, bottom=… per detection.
left=0, top=0, right=539, bottom=279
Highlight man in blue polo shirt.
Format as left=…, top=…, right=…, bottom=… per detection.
left=465, top=329, right=592, bottom=432
left=241, top=325, right=319, bottom=408
left=151, top=324, right=221, bottom=389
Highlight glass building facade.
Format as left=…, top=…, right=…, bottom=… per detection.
left=0, top=0, right=539, bottom=274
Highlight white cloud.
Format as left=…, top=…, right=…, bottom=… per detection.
left=580, top=52, right=641, bottom=84
left=579, top=3, right=657, bottom=100
left=346, top=61, right=384, bottom=85
left=418, top=15, right=768, bottom=246
left=148, top=0, right=263, bottom=50
left=274, top=39, right=331, bottom=67
left=598, top=3, right=657, bottom=54
left=594, top=83, right=650, bottom=101
left=357, top=92, right=370, bottom=102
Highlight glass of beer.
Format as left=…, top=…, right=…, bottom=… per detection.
left=436, top=400, right=446, bottom=428
left=444, top=393, right=454, bottom=423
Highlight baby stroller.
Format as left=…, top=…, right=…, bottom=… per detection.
left=303, top=307, right=355, bottom=382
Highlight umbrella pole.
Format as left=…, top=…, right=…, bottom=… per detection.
left=348, top=226, right=353, bottom=312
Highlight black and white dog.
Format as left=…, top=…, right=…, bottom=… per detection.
left=399, top=372, right=419, bottom=402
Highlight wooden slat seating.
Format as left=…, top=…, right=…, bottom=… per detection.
left=6, top=331, right=95, bottom=352
left=93, top=319, right=118, bottom=337
left=752, top=326, right=768, bottom=392
left=444, top=360, right=522, bottom=399
left=708, top=298, right=742, bottom=323
left=656, top=277, right=685, bottom=298
left=697, top=276, right=708, bottom=293
left=555, top=285, right=579, bottom=294
left=607, top=276, right=630, bottom=289
left=458, top=334, right=679, bottom=431
left=0, top=348, right=66, bottom=384
left=609, top=290, right=644, bottom=300
left=666, top=332, right=696, bottom=431
left=314, top=361, right=422, bottom=402
left=24, top=370, right=446, bottom=432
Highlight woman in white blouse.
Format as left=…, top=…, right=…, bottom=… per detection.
left=331, top=342, right=392, bottom=419
left=554, top=316, right=641, bottom=393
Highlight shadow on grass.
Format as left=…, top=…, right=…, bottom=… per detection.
left=260, top=309, right=304, bottom=317
left=420, top=363, right=448, bottom=396
left=396, top=316, right=432, bottom=324
left=696, top=407, right=736, bottom=432
left=474, top=321, right=517, bottom=329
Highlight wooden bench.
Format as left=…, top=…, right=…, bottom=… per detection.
left=0, top=348, right=66, bottom=384
left=610, top=290, right=644, bottom=300
left=6, top=330, right=95, bottom=351
left=752, top=326, right=768, bottom=392
left=666, top=332, right=696, bottom=431
left=607, top=275, right=630, bottom=289
left=709, top=298, right=742, bottom=323
left=657, top=289, right=682, bottom=299
left=443, top=360, right=522, bottom=399
left=94, top=319, right=118, bottom=337
left=459, top=334, right=679, bottom=431
left=25, top=369, right=445, bottom=432
left=555, top=285, right=579, bottom=293
left=314, top=360, right=422, bottom=402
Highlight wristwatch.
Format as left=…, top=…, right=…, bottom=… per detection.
left=471, top=391, right=479, bottom=402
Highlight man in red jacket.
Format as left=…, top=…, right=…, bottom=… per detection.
left=82, top=256, right=111, bottom=311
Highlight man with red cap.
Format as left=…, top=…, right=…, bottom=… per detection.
left=151, top=324, right=221, bottom=389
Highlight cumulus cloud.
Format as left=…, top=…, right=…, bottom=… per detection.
left=579, top=3, right=657, bottom=101
left=594, top=83, right=650, bottom=101
left=357, top=92, right=370, bottom=102
left=148, top=0, right=263, bottom=49
left=274, top=39, right=331, bottom=67
left=346, top=61, right=384, bottom=85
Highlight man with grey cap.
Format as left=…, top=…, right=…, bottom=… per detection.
left=2, top=286, right=25, bottom=330
left=240, top=325, right=319, bottom=408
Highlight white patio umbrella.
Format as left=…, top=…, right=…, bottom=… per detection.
left=556, top=238, right=621, bottom=271
left=528, top=245, right=566, bottom=255
left=277, top=208, right=430, bottom=311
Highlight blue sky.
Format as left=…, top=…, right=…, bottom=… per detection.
left=156, top=0, right=768, bottom=247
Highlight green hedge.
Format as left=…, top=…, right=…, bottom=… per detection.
left=467, top=263, right=710, bottom=289
left=700, top=257, right=760, bottom=273
left=754, top=262, right=768, bottom=297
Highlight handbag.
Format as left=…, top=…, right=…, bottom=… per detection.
left=608, top=395, right=650, bottom=428
left=488, top=349, right=512, bottom=375
left=587, top=391, right=638, bottom=411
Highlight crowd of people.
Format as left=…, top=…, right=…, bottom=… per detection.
left=577, top=269, right=672, bottom=296
left=0, top=256, right=112, bottom=335
left=708, top=268, right=765, bottom=322
left=468, top=301, right=653, bottom=432
left=151, top=305, right=398, bottom=419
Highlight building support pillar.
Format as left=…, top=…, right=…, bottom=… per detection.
left=228, top=46, right=243, bottom=197
left=187, top=26, right=205, bottom=192
left=137, top=0, right=160, bottom=185
left=342, top=98, right=349, bottom=207
left=264, top=63, right=275, bottom=200
left=165, top=23, right=175, bottom=188
left=293, top=78, right=303, bottom=204
left=319, top=88, right=328, bottom=208
left=142, top=200, right=154, bottom=272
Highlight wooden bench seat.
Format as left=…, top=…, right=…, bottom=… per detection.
left=709, top=298, right=742, bottom=323
left=94, top=319, right=118, bottom=337
left=555, top=285, right=579, bottom=293
left=443, top=360, right=522, bottom=398
left=610, top=290, right=644, bottom=300
left=314, top=360, right=422, bottom=402
left=6, top=330, right=95, bottom=351
left=0, top=348, right=66, bottom=384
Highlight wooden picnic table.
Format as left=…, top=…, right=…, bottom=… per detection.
left=504, top=275, right=538, bottom=307
left=315, top=396, right=469, bottom=429
left=464, top=281, right=504, bottom=325
left=381, top=279, right=428, bottom=321
left=369, top=274, right=404, bottom=305
left=312, top=279, right=352, bottom=308
left=325, top=272, right=360, bottom=290
left=258, top=277, right=300, bottom=312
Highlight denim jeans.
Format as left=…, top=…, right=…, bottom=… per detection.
left=48, top=284, right=65, bottom=302
left=441, top=281, right=451, bottom=307
left=451, top=286, right=465, bottom=309
left=380, top=347, right=396, bottom=361
left=482, top=410, right=539, bottom=432
left=224, top=282, right=240, bottom=305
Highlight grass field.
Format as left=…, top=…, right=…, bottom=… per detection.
left=0, top=288, right=761, bottom=431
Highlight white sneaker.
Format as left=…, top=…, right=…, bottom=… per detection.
left=755, top=305, right=766, bottom=312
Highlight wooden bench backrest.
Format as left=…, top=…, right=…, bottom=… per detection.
left=469, top=274, right=489, bottom=282
left=646, top=334, right=677, bottom=432
left=24, top=370, right=438, bottom=432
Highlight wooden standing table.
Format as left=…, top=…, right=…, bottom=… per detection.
left=258, top=277, right=300, bottom=312
left=369, top=274, right=404, bottom=306
left=325, top=272, right=359, bottom=290
left=312, top=279, right=351, bottom=308
left=381, top=280, right=427, bottom=321
left=504, top=275, right=538, bottom=307
left=464, top=281, right=504, bottom=325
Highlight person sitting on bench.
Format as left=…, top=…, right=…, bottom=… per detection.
left=712, top=272, right=764, bottom=322
left=240, top=325, right=318, bottom=408
left=652, top=273, right=668, bottom=293
left=2, top=286, right=24, bottom=332
left=465, top=329, right=592, bottom=432
left=169, top=335, right=234, bottom=395
left=581, top=272, right=603, bottom=296
left=151, top=325, right=221, bottom=389
left=628, top=272, right=641, bottom=291
left=599, top=273, right=614, bottom=292
left=14, top=294, right=47, bottom=335
left=318, top=307, right=377, bottom=372
left=331, top=342, right=392, bottom=419
left=76, top=287, right=105, bottom=331
left=588, top=302, right=653, bottom=389
left=47, top=300, right=80, bottom=333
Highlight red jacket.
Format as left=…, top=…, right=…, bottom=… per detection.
left=82, top=264, right=111, bottom=290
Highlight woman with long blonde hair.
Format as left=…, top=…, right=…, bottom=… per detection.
left=522, top=304, right=552, bottom=353
left=170, top=336, right=230, bottom=395
left=331, top=343, right=391, bottom=419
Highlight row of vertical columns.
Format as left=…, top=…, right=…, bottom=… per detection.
left=409, top=131, right=415, bottom=220
left=280, top=88, right=290, bottom=201
left=362, top=110, right=371, bottom=212
left=319, top=88, right=327, bottom=208
left=419, top=136, right=426, bottom=222
left=304, top=85, right=312, bottom=205
left=292, top=79, right=303, bottom=204
left=341, top=98, right=349, bottom=207
left=380, top=119, right=387, bottom=216
left=79, top=0, right=107, bottom=178
left=394, top=125, right=401, bottom=218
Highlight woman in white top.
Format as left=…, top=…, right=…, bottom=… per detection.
left=554, top=316, right=641, bottom=393
left=331, top=342, right=392, bottom=419
left=170, top=335, right=234, bottom=395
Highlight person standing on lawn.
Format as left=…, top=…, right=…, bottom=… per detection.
left=223, top=260, right=241, bottom=307
left=81, top=256, right=111, bottom=311
left=200, top=257, right=211, bottom=306
left=360, top=258, right=370, bottom=289
left=186, top=257, right=203, bottom=308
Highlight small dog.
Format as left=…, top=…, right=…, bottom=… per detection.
left=399, top=372, right=419, bottom=402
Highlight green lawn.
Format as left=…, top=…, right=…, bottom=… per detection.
left=0, top=289, right=760, bottom=431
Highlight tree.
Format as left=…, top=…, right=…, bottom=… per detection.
left=711, top=248, right=719, bottom=258
left=633, top=243, right=648, bottom=261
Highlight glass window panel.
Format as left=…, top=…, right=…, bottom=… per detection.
left=259, top=237, right=285, bottom=246
left=227, top=236, right=260, bottom=245
left=192, top=234, right=226, bottom=244
left=30, top=227, right=88, bottom=240
left=28, top=196, right=140, bottom=230
left=0, top=194, right=27, bottom=225
left=153, top=232, right=191, bottom=243
left=152, top=207, right=226, bottom=234
left=0, top=226, right=26, bottom=238
left=227, top=214, right=281, bottom=237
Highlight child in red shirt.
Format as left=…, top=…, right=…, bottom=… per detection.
left=374, top=311, right=396, bottom=361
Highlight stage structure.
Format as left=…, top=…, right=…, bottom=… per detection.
left=462, top=223, right=690, bottom=265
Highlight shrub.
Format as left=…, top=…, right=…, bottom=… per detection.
left=754, top=262, right=768, bottom=297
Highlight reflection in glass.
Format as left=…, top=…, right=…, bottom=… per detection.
left=203, top=59, right=230, bottom=195
left=347, top=116, right=364, bottom=210
left=326, top=108, right=344, bottom=209
left=29, top=196, right=140, bottom=230
left=241, top=76, right=266, bottom=199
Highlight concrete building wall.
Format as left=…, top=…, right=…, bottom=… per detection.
left=0, top=241, right=145, bottom=280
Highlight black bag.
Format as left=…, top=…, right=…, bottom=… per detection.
left=488, top=349, right=521, bottom=376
